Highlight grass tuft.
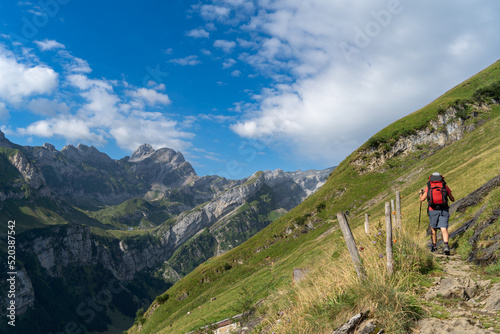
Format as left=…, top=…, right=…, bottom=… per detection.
left=258, top=227, right=435, bottom=334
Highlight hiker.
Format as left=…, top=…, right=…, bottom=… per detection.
left=419, top=172, right=455, bottom=254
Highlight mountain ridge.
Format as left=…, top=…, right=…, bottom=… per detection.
left=0, top=131, right=333, bottom=333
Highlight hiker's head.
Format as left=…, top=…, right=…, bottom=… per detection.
left=429, top=172, right=444, bottom=182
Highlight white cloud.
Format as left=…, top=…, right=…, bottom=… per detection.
left=110, top=117, right=194, bottom=153
left=146, top=81, right=166, bottom=91
left=0, top=51, right=58, bottom=103
left=222, top=58, right=236, bottom=69
left=213, top=39, right=237, bottom=53
left=27, top=8, right=43, bottom=16
left=199, top=4, right=231, bottom=21
left=237, top=38, right=258, bottom=49
left=67, top=74, right=112, bottom=91
left=0, top=43, right=193, bottom=154
left=0, top=101, right=7, bottom=120
left=219, top=0, right=245, bottom=6
left=187, top=28, right=210, bottom=38
left=58, top=50, right=91, bottom=73
left=199, top=113, right=235, bottom=123
left=130, top=88, right=171, bottom=106
left=34, top=39, right=65, bottom=51
left=20, top=73, right=189, bottom=151
left=169, top=55, right=201, bottom=66
left=27, top=98, right=70, bottom=116
left=19, top=117, right=106, bottom=144
left=79, top=86, right=119, bottom=119
left=231, top=70, right=241, bottom=77
left=218, top=0, right=500, bottom=165
left=198, top=0, right=255, bottom=24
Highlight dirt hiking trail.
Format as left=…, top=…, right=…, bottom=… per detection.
left=415, top=252, right=500, bottom=333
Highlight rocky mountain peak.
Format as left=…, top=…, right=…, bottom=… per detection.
left=154, top=147, right=183, bottom=164
left=129, top=144, right=156, bottom=162
left=42, top=143, right=57, bottom=153
left=129, top=144, right=185, bottom=165
left=0, top=129, right=14, bottom=148
left=61, top=143, right=113, bottom=164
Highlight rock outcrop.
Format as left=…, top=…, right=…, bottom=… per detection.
left=8, top=151, right=47, bottom=190
left=351, top=104, right=491, bottom=173
left=20, top=224, right=167, bottom=281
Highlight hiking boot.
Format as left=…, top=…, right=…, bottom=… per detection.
left=430, top=244, right=437, bottom=253
left=444, top=244, right=450, bottom=255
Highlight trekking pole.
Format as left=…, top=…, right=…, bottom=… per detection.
left=418, top=189, right=424, bottom=230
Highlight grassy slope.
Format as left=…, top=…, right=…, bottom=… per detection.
left=130, top=60, right=499, bottom=333
left=87, top=197, right=172, bottom=229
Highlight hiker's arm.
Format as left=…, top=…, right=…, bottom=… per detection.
left=447, top=186, right=455, bottom=202
left=420, top=189, right=427, bottom=202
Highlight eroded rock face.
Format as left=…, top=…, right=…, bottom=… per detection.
left=156, top=168, right=333, bottom=253
left=351, top=106, right=488, bottom=173
left=15, top=269, right=35, bottom=315
left=8, top=152, right=46, bottom=190
left=157, top=172, right=266, bottom=249
left=20, top=225, right=167, bottom=281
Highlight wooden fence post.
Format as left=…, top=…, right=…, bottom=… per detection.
left=364, top=214, right=369, bottom=235
left=337, top=212, right=367, bottom=282
left=391, top=199, right=396, bottom=225
left=395, top=191, right=402, bottom=229
left=385, top=202, right=394, bottom=276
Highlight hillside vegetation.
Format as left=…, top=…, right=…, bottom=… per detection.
left=128, top=60, right=500, bottom=334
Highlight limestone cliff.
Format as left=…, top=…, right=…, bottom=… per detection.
left=351, top=103, right=492, bottom=173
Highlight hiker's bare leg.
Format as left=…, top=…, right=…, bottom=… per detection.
left=441, top=227, right=449, bottom=243
left=431, top=228, right=438, bottom=244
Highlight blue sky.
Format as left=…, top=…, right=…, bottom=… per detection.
left=0, top=0, right=499, bottom=179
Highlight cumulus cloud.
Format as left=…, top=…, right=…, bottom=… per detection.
left=0, top=50, right=58, bottom=103
left=0, top=40, right=191, bottom=153
left=213, top=40, right=237, bottom=53
left=130, top=88, right=171, bottom=106
left=199, top=0, right=500, bottom=165
left=19, top=117, right=106, bottom=144
left=110, top=117, right=194, bottom=153
left=199, top=4, right=231, bottom=21
left=67, top=74, right=112, bottom=91
left=222, top=58, right=236, bottom=69
left=58, top=50, right=92, bottom=73
left=34, top=39, right=65, bottom=51
left=169, top=55, right=201, bottom=66
left=187, top=28, right=210, bottom=38
left=19, top=72, right=191, bottom=151
left=27, top=98, right=70, bottom=116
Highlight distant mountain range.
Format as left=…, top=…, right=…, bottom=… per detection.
left=122, top=59, right=500, bottom=334
left=0, top=131, right=334, bottom=333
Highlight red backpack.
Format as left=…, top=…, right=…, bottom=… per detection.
left=427, top=174, right=448, bottom=209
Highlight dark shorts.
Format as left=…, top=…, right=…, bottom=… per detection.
left=429, top=210, right=450, bottom=229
